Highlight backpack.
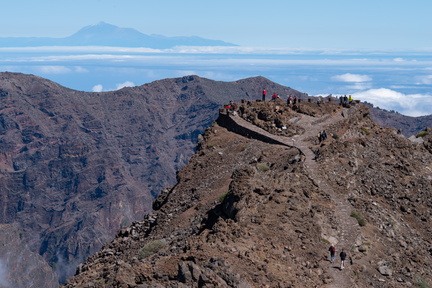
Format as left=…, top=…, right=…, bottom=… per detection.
left=331, top=246, right=335, bottom=253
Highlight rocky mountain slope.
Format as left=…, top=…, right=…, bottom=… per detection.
left=368, top=105, right=432, bottom=137
left=63, top=99, right=432, bottom=287
left=0, top=72, right=301, bottom=286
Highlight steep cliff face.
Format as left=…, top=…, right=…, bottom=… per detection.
left=367, top=104, right=432, bottom=137
left=63, top=100, right=432, bottom=287
left=0, top=72, right=301, bottom=285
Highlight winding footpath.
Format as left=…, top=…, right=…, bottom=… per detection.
left=224, top=106, right=361, bottom=287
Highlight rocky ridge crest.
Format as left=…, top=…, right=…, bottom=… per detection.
left=0, top=72, right=301, bottom=286
left=63, top=99, right=432, bottom=287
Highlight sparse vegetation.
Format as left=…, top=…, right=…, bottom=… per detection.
left=351, top=211, right=367, bottom=227
left=219, top=192, right=228, bottom=203
left=332, top=133, right=339, bottom=140
left=257, top=162, right=270, bottom=172
left=206, top=142, right=217, bottom=149
left=416, top=131, right=430, bottom=138
left=138, top=239, right=167, bottom=260
left=415, top=275, right=430, bottom=288
left=321, top=238, right=331, bottom=244
left=361, top=127, right=370, bottom=135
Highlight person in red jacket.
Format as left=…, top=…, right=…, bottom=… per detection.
left=262, top=89, right=267, bottom=101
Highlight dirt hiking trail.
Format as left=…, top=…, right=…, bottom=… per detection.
left=225, top=104, right=361, bottom=287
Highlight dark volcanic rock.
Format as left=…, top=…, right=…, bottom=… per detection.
left=0, top=72, right=300, bottom=285
left=62, top=100, right=432, bottom=288
left=368, top=104, right=432, bottom=137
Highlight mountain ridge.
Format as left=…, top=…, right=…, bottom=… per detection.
left=0, top=22, right=237, bottom=48
left=0, top=72, right=431, bottom=287
left=0, top=72, right=299, bottom=287
left=62, top=99, right=432, bottom=287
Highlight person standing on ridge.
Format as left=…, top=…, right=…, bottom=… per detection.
left=287, top=95, right=293, bottom=105
left=340, top=249, right=347, bottom=270
left=262, top=89, right=267, bottom=101
left=329, top=245, right=336, bottom=263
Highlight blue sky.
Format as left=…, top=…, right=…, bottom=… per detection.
left=1, top=0, right=431, bottom=50
left=1, top=0, right=431, bottom=117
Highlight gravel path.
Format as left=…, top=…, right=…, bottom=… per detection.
left=226, top=106, right=361, bottom=287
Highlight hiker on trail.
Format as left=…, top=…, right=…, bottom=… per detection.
left=340, top=249, right=347, bottom=270
left=271, top=93, right=279, bottom=101
left=262, top=89, right=267, bottom=101
left=231, top=101, right=238, bottom=116
left=293, top=95, right=297, bottom=104
left=328, top=245, right=336, bottom=263
left=321, top=130, right=327, bottom=141
left=318, top=130, right=327, bottom=143
left=228, top=100, right=236, bottom=115
left=348, top=95, right=353, bottom=104
left=343, top=95, right=348, bottom=105
left=287, top=95, right=293, bottom=105
left=339, top=96, right=343, bottom=106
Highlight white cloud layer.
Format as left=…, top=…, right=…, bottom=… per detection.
left=416, top=75, right=432, bottom=85
left=116, top=81, right=135, bottom=90
left=37, top=66, right=71, bottom=74
left=91, top=81, right=135, bottom=92
left=345, top=83, right=372, bottom=90
left=92, top=84, right=103, bottom=92
left=332, top=73, right=372, bottom=83
left=352, top=88, right=432, bottom=116
left=2, top=46, right=432, bottom=55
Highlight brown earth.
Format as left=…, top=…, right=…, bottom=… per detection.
left=63, top=99, right=432, bottom=287
left=0, top=72, right=302, bottom=286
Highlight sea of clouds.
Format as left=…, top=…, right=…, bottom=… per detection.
left=1, top=46, right=431, bottom=116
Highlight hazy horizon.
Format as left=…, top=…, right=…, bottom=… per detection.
left=1, top=0, right=431, bottom=50
left=2, top=44, right=431, bottom=117
left=1, top=0, right=431, bottom=117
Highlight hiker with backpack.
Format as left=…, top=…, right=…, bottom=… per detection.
left=340, top=249, right=347, bottom=270
left=328, top=245, right=336, bottom=263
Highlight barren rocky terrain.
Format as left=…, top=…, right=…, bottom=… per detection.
left=63, top=99, right=432, bottom=287
left=0, top=72, right=301, bottom=286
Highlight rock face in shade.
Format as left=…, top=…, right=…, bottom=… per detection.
left=0, top=72, right=301, bottom=286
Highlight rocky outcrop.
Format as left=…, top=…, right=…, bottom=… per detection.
left=63, top=100, right=432, bottom=287
left=0, top=72, right=301, bottom=285
left=1, top=72, right=431, bottom=287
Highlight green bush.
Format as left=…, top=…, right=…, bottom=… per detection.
left=415, top=275, right=430, bottom=288
left=321, top=238, right=331, bottom=244
left=219, top=192, right=228, bottom=203
left=416, top=131, right=429, bottom=138
left=351, top=211, right=367, bottom=227
left=138, top=239, right=167, bottom=259
left=361, top=127, right=370, bottom=135
left=257, top=162, right=270, bottom=172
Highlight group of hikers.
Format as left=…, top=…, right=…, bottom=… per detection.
left=329, top=244, right=347, bottom=270
left=262, top=89, right=298, bottom=104
left=339, top=95, right=353, bottom=106
left=262, top=89, right=355, bottom=107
